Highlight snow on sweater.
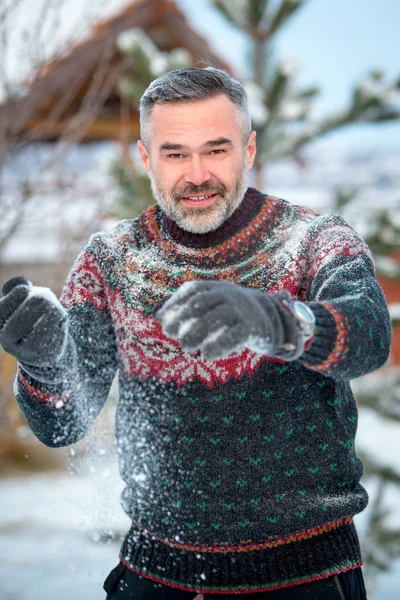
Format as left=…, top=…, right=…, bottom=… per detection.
left=14, top=188, right=392, bottom=594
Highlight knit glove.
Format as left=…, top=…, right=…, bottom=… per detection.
left=156, top=280, right=305, bottom=361
left=0, top=276, right=70, bottom=370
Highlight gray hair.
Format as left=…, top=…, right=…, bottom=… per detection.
left=139, top=67, right=252, bottom=147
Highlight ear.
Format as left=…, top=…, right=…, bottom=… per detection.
left=246, top=131, right=257, bottom=170
left=137, top=140, right=151, bottom=174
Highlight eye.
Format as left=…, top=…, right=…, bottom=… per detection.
left=210, top=149, right=226, bottom=155
left=167, top=153, right=185, bottom=159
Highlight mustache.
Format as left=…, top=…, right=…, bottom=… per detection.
left=172, top=181, right=227, bottom=200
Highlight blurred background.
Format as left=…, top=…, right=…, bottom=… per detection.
left=0, top=1, right=399, bottom=598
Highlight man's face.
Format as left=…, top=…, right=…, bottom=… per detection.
left=138, top=94, right=256, bottom=234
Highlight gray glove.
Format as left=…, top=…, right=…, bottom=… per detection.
left=0, top=276, right=69, bottom=368
left=156, top=280, right=305, bottom=361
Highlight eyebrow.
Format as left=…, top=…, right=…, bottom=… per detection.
left=204, top=137, right=234, bottom=148
left=158, top=137, right=234, bottom=153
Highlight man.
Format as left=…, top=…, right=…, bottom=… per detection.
left=0, top=68, right=391, bottom=599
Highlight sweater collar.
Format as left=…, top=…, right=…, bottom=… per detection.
left=161, top=188, right=264, bottom=249
left=137, top=188, right=287, bottom=268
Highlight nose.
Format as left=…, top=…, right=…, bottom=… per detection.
left=183, top=155, right=211, bottom=186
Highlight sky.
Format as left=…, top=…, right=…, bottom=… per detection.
left=1, top=0, right=399, bottom=151
left=178, top=0, right=400, bottom=149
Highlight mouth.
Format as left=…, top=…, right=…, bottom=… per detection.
left=181, top=193, right=219, bottom=207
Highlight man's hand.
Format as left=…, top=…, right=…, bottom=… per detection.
left=0, top=276, right=69, bottom=367
left=156, top=280, right=305, bottom=361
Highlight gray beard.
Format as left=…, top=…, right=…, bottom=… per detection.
left=149, top=168, right=249, bottom=234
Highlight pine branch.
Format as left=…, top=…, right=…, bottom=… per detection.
left=358, top=468, right=400, bottom=589
left=358, top=449, right=400, bottom=485
left=110, top=159, right=153, bottom=218
left=212, top=0, right=242, bottom=28
left=294, top=86, right=320, bottom=100
left=372, top=109, right=400, bottom=121
left=351, top=371, right=400, bottom=423
left=246, top=0, right=269, bottom=28
left=374, top=256, right=400, bottom=279
left=264, top=65, right=290, bottom=113
left=260, top=90, right=400, bottom=161
left=268, top=0, right=305, bottom=37
left=213, top=0, right=299, bottom=41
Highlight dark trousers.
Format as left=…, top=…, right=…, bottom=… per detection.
left=104, top=562, right=368, bottom=599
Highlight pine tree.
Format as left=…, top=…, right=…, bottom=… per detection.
left=333, top=187, right=400, bottom=592
left=212, top=0, right=400, bottom=188
left=109, top=29, right=191, bottom=219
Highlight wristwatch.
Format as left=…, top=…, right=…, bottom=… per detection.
left=282, top=299, right=316, bottom=341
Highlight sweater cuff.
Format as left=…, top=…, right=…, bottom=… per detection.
left=299, top=302, right=349, bottom=374
left=16, top=367, right=77, bottom=409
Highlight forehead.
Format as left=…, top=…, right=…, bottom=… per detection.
left=148, top=94, right=242, bottom=147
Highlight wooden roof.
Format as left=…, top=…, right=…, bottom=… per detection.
left=0, top=0, right=230, bottom=144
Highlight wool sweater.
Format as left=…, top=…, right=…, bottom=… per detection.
left=14, top=188, right=392, bottom=595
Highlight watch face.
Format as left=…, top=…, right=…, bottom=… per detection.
left=292, top=301, right=316, bottom=326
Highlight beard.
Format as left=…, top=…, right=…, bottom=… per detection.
left=149, top=161, right=249, bottom=234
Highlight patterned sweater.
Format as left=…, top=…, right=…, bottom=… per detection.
left=14, top=188, right=392, bottom=594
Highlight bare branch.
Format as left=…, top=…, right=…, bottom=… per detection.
left=0, top=180, right=33, bottom=250
left=0, top=0, right=25, bottom=96
left=0, top=0, right=119, bottom=254
left=0, top=0, right=25, bottom=27
left=30, top=0, right=56, bottom=72
left=56, top=53, right=131, bottom=147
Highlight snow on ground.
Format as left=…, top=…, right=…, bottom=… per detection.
left=0, top=408, right=399, bottom=599
left=0, top=447, right=129, bottom=600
